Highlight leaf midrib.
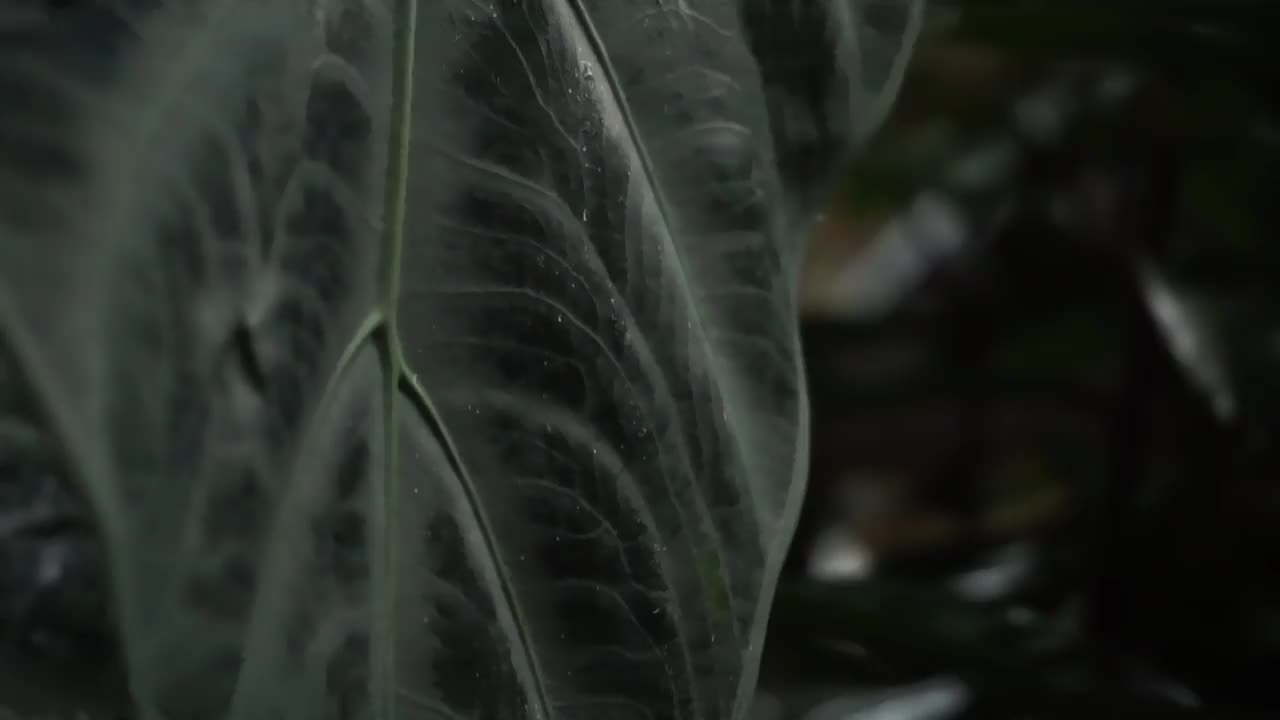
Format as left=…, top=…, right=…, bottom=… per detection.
left=377, top=2, right=559, bottom=719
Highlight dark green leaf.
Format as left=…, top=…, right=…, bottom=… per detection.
left=0, top=1, right=922, bottom=718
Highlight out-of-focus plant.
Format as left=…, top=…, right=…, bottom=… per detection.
left=764, top=1, right=1280, bottom=718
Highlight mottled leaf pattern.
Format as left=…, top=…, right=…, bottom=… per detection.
left=0, top=1, right=921, bottom=719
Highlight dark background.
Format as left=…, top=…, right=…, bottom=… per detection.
left=757, top=2, right=1280, bottom=718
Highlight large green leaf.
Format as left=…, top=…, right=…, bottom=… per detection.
left=0, top=1, right=921, bottom=719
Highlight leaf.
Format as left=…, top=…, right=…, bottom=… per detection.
left=747, top=678, right=969, bottom=720
left=0, top=1, right=923, bottom=719
left=801, top=677, right=969, bottom=720
left=1137, top=260, right=1236, bottom=421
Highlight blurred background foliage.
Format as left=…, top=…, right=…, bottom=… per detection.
left=758, top=1, right=1280, bottom=718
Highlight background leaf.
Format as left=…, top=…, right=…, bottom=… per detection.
left=781, top=1, right=1280, bottom=716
